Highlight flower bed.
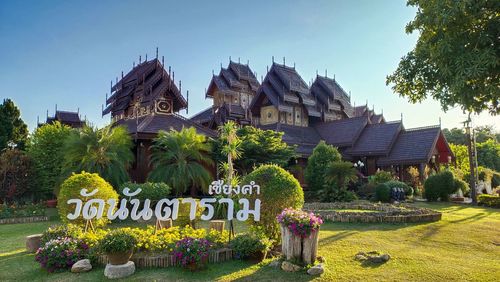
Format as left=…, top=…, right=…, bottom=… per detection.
left=303, top=201, right=441, bottom=223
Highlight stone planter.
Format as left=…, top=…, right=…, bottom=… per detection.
left=280, top=225, right=319, bottom=264
left=107, top=250, right=133, bottom=265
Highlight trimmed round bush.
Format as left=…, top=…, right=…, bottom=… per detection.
left=119, top=182, right=171, bottom=201
left=58, top=172, right=119, bottom=227
left=385, top=180, right=413, bottom=197
left=375, top=183, right=391, bottom=202
left=424, top=171, right=457, bottom=201
left=243, top=164, right=304, bottom=240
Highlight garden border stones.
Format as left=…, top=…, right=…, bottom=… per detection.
left=304, top=202, right=441, bottom=223
left=97, top=248, right=233, bottom=268
left=0, top=216, right=48, bottom=225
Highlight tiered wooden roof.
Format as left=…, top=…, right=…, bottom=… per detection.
left=42, top=110, right=84, bottom=128
left=103, top=58, right=187, bottom=117
left=311, top=75, right=354, bottom=118
left=250, top=63, right=321, bottom=117
left=205, top=61, right=260, bottom=98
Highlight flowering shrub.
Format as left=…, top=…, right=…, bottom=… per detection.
left=41, top=224, right=81, bottom=245
left=99, top=229, right=136, bottom=254
left=173, top=237, right=212, bottom=266
left=35, top=237, right=89, bottom=272
left=277, top=208, right=323, bottom=238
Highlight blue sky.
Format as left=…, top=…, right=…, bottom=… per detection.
left=1, top=0, right=498, bottom=131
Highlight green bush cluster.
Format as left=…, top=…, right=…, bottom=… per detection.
left=305, top=141, right=342, bottom=192
left=119, top=182, right=171, bottom=201
left=243, top=164, right=304, bottom=240
left=230, top=233, right=273, bottom=260
left=57, top=172, right=119, bottom=227
left=0, top=203, right=45, bottom=219
left=478, top=194, right=500, bottom=208
left=385, top=180, right=413, bottom=196
left=369, top=171, right=393, bottom=185
left=424, top=171, right=460, bottom=201
left=375, top=183, right=391, bottom=202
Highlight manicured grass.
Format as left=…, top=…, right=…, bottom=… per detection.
left=0, top=203, right=499, bottom=281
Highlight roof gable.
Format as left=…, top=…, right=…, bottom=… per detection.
left=348, top=122, right=402, bottom=156
left=314, top=116, right=369, bottom=147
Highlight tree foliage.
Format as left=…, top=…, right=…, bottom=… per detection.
left=305, top=141, right=342, bottom=191
left=321, top=161, right=358, bottom=202
left=149, top=127, right=213, bottom=196
left=387, top=0, right=499, bottom=114
left=212, top=126, right=296, bottom=174
left=27, top=122, right=74, bottom=199
left=0, top=99, right=28, bottom=151
left=0, top=149, right=34, bottom=203
left=63, top=125, right=133, bottom=189
left=444, top=126, right=498, bottom=145
left=218, top=121, right=242, bottom=185
left=476, top=139, right=500, bottom=171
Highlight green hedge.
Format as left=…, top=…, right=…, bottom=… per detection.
left=385, top=180, right=414, bottom=197
left=478, top=194, right=500, bottom=208
left=119, top=182, right=171, bottom=201
left=375, top=183, right=391, bottom=202
left=424, top=171, right=458, bottom=201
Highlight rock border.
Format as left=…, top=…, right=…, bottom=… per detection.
left=0, top=216, right=48, bottom=225
left=97, top=248, right=233, bottom=268
left=304, top=202, right=441, bottom=223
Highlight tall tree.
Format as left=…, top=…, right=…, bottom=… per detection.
left=218, top=121, right=242, bottom=186
left=149, top=127, right=213, bottom=196
left=305, top=141, right=342, bottom=191
left=387, top=0, right=499, bottom=114
left=27, top=122, right=74, bottom=199
left=63, top=125, right=134, bottom=188
left=0, top=99, right=28, bottom=150
left=212, top=126, right=296, bottom=174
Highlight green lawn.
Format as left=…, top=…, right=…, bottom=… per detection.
left=0, top=203, right=499, bottom=281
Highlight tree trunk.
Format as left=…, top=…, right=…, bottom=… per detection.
left=280, top=224, right=320, bottom=264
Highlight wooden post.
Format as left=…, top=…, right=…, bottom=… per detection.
left=155, top=219, right=173, bottom=233
left=209, top=220, right=225, bottom=232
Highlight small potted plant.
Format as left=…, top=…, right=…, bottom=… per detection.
left=99, top=229, right=136, bottom=265
left=173, top=237, right=212, bottom=271
left=230, top=233, right=273, bottom=262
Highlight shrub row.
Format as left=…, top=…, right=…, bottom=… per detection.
left=478, top=194, right=500, bottom=208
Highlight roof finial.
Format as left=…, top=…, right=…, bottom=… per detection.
left=46, top=109, right=49, bottom=119
left=283, top=57, right=285, bottom=65
left=334, top=74, right=335, bottom=80
left=381, top=108, right=383, bottom=115
left=37, top=115, right=39, bottom=125
left=293, top=62, right=296, bottom=69
left=121, top=71, right=124, bottom=78
left=162, top=56, right=164, bottom=66
left=110, top=80, right=112, bottom=92
left=266, top=65, right=269, bottom=72
left=261, top=75, right=264, bottom=81
left=247, top=59, right=249, bottom=66
left=325, top=69, right=327, bottom=77
left=272, top=56, right=274, bottom=63
left=156, top=47, right=158, bottom=59
left=366, top=99, right=368, bottom=106
left=139, top=55, right=142, bottom=64
left=186, top=90, right=189, bottom=115
left=145, top=54, right=147, bottom=61
left=133, top=61, right=135, bottom=68
left=316, top=70, right=318, bottom=76
left=439, top=117, right=441, bottom=127
left=212, top=69, right=214, bottom=76
left=238, top=57, right=240, bottom=64
left=55, top=104, right=57, bottom=113
left=179, top=80, right=182, bottom=94
left=401, top=112, right=403, bottom=122
left=229, top=56, right=232, bottom=62
left=373, top=104, right=375, bottom=111
left=105, top=93, right=108, bottom=101
left=116, top=77, right=118, bottom=84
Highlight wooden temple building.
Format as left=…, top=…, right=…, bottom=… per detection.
left=102, top=56, right=216, bottom=182
left=191, top=61, right=454, bottom=184
left=38, top=108, right=85, bottom=128
left=101, top=54, right=453, bottom=185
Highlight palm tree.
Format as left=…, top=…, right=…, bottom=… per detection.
left=148, top=127, right=213, bottom=196
left=218, top=121, right=242, bottom=186
left=325, top=161, right=358, bottom=190
left=63, top=125, right=133, bottom=188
